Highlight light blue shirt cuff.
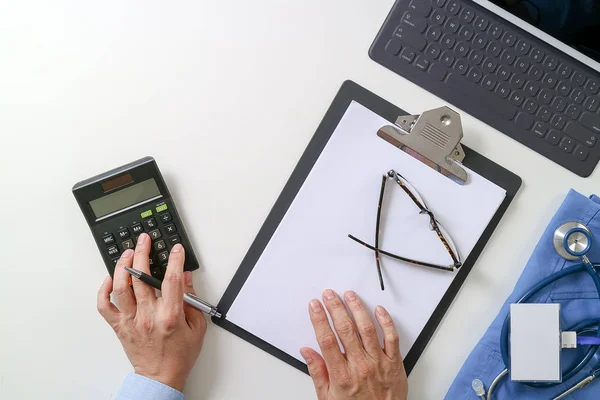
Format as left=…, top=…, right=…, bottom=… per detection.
left=116, top=373, right=184, bottom=400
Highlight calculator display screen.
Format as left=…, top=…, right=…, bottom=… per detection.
left=89, top=178, right=161, bottom=218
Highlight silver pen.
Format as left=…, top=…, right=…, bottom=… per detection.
left=124, top=267, right=222, bottom=318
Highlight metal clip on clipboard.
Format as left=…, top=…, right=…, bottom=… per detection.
left=377, top=106, right=468, bottom=185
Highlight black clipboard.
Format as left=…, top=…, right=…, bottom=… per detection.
left=212, top=80, right=522, bottom=375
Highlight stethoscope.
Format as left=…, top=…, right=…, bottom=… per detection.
left=472, top=222, right=600, bottom=400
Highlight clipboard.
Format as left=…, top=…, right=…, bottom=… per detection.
left=212, top=80, right=522, bottom=375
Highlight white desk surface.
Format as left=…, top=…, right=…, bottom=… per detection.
left=1, top=1, right=599, bottom=399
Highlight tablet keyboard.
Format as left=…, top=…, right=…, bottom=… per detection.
left=369, top=0, right=600, bottom=176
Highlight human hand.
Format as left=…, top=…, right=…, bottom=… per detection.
left=97, top=233, right=207, bottom=392
left=300, top=290, right=408, bottom=400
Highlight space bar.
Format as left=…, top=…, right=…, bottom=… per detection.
left=446, top=73, right=517, bottom=120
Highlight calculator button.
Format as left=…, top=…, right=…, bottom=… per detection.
left=168, top=234, right=181, bottom=246
left=159, top=212, right=172, bottom=223
left=102, top=234, right=115, bottom=245
left=156, top=204, right=168, bottom=213
left=157, top=251, right=169, bottom=263
left=122, top=239, right=135, bottom=250
left=117, top=228, right=130, bottom=239
left=131, top=223, right=144, bottom=235
left=151, top=265, right=163, bottom=278
left=144, top=218, right=157, bottom=230
left=149, top=257, right=155, bottom=266
left=141, top=210, right=153, bottom=219
left=164, top=223, right=177, bottom=234
left=148, top=229, right=162, bottom=240
left=111, top=257, right=119, bottom=266
left=154, top=240, right=167, bottom=252
left=107, top=245, right=120, bottom=257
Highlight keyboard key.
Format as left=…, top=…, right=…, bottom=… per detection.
left=543, top=56, right=558, bottom=71
left=560, top=137, right=576, bottom=153
left=430, top=9, right=446, bottom=25
left=409, top=0, right=432, bottom=17
left=497, top=65, right=510, bottom=80
left=538, top=107, right=551, bottom=122
left=546, top=130, right=561, bottom=145
left=551, top=97, right=567, bottom=112
left=143, top=217, right=157, bottom=230
left=108, top=245, right=120, bottom=257
left=469, top=49, right=483, bottom=65
left=496, top=83, right=510, bottom=99
left=157, top=251, right=169, bottom=263
left=539, top=89, right=553, bottom=104
left=167, top=234, right=181, bottom=246
left=117, top=228, right=130, bottom=239
left=415, top=56, right=430, bottom=71
left=565, top=122, right=597, bottom=147
left=426, top=25, right=443, bottom=41
left=574, top=145, right=589, bottom=161
left=122, top=239, right=135, bottom=250
left=528, top=65, right=543, bottom=81
left=551, top=114, right=566, bottom=129
left=509, top=91, right=525, bottom=106
left=486, top=41, right=502, bottom=57
left=541, top=73, right=558, bottom=88
left=456, top=42, right=470, bottom=57
left=530, top=48, right=544, bottom=63
left=159, top=212, right=172, bottom=223
left=580, top=112, right=600, bottom=134
left=566, top=105, right=581, bottom=120
left=441, top=34, right=456, bottom=49
left=153, top=239, right=167, bottom=252
left=103, top=234, right=115, bottom=245
left=473, top=33, right=487, bottom=49
left=446, top=0, right=461, bottom=15
left=483, top=58, right=497, bottom=73
left=395, top=27, right=427, bottom=51
left=557, top=64, right=572, bottom=79
left=402, top=12, right=428, bottom=33
left=483, top=75, right=496, bottom=90
left=557, top=82, right=571, bottom=97
left=509, top=74, right=525, bottom=89
left=432, top=0, right=447, bottom=7
left=441, top=51, right=455, bottom=66
left=572, top=72, right=586, bottom=87
left=148, top=229, right=162, bottom=240
left=455, top=59, right=468, bottom=74
left=488, top=24, right=503, bottom=39
left=584, top=96, right=599, bottom=112
left=523, top=99, right=538, bottom=114
left=459, top=26, right=474, bottom=41
left=501, top=49, right=516, bottom=65
left=502, top=32, right=516, bottom=47
left=446, top=73, right=516, bottom=119
left=516, top=40, right=531, bottom=55
left=533, top=122, right=548, bottom=137
left=400, top=47, right=416, bottom=63
left=584, top=79, right=599, bottom=95
left=429, top=62, right=447, bottom=80
left=459, top=8, right=474, bottom=23
left=570, top=89, right=585, bottom=104
left=515, top=58, right=529, bottom=73
left=475, top=16, right=489, bottom=31
left=164, top=223, right=177, bottom=234
left=467, top=68, right=482, bottom=83
left=525, top=82, right=540, bottom=97
left=515, top=112, right=534, bottom=129
left=444, top=17, right=460, bottom=34
left=426, top=43, right=441, bottom=59
left=131, top=223, right=144, bottom=235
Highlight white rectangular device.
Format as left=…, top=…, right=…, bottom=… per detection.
left=510, top=303, right=561, bottom=382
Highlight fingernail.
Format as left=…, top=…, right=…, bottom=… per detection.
left=300, top=348, right=313, bottom=364
left=323, top=289, right=335, bottom=300
left=137, top=233, right=147, bottom=244
left=345, top=291, right=357, bottom=301
left=171, top=244, right=183, bottom=253
left=310, top=299, right=322, bottom=314
left=376, top=305, right=387, bottom=316
left=184, top=271, right=193, bottom=287
left=121, top=249, right=134, bottom=258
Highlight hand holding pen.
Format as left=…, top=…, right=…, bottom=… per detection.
left=97, top=233, right=208, bottom=392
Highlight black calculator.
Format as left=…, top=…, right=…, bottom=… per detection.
left=73, top=156, right=199, bottom=279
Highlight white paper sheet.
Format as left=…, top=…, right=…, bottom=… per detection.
left=226, top=101, right=506, bottom=362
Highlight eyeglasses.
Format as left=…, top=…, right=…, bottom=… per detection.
left=348, top=170, right=462, bottom=291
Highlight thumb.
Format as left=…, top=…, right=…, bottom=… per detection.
left=300, top=347, right=329, bottom=399
left=183, top=271, right=206, bottom=330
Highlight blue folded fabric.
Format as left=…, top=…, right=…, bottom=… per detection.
left=446, top=190, right=600, bottom=399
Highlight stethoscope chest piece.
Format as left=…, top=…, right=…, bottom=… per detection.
left=554, top=222, right=593, bottom=260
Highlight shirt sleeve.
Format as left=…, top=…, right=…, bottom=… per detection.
left=115, top=373, right=184, bottom=400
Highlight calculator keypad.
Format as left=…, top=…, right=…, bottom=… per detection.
left=103, top=234, right=115, bottom=245
left=117, top=228, right=130, bottom=239
left=107, top=245, right=119, bottom=257
left=164, top=223, right=177, bottom=235
left=122, top=239, right=135, bottom=250
left=148, top=229, right=162, bottom=240
left=154, top=240, right=167, bottom=252
left=144, top=218, right=158, bottom=230
left=131, top=223, right=144, bottom=235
